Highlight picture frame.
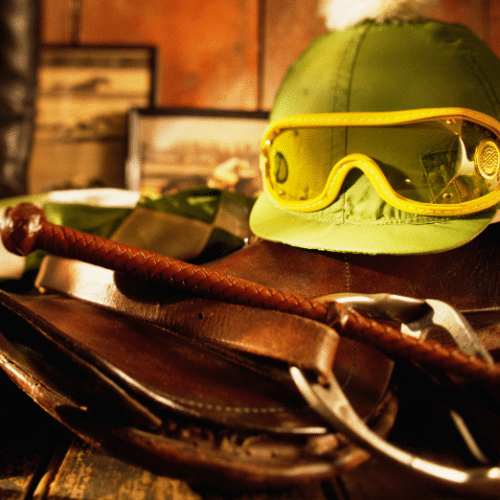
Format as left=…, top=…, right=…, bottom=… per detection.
left=29, top=45, right=157, bottom=194
left=126, top=108, right=269, bottom=198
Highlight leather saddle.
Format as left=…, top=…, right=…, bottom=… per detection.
left=1, top=203, right=500, bottom=493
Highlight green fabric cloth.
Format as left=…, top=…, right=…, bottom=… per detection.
left=112, top=188, right=255, bottom=263
left=0, top=188, right=255, bottom=280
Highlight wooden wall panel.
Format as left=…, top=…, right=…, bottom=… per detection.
left=429, top=0, right=490, bottom=44
left=77, top=0, right=260, bottom=110
left=38, top=0, right=500, bottom=111
left=489, top=0, right=500, bottom=57
left=261, top=0, right=327, bottom=109
left=40, top=0, right=74, bottom=44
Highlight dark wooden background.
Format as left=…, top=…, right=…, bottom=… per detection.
left=40, top=0, right=500, bottom=111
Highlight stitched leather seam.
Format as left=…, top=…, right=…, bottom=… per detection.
left=167, top=394, right=287, bottom=414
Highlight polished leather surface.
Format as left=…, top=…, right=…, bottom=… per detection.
left=34, top=255, right=395, bottom=421
left=0, top=287, right=398, bottom=486
left=0, top=203, right=399, bottom=486
left=3, top=291, right=330, bottom=432
left=209, top=223, right=500, bottom=311
left=1, top=204, right=498, bottom=486
left=0, top=0, right=39, bottom=198
left=1, top=220, right=499, bottom=485
left=3, top=202, right=497, bottom=386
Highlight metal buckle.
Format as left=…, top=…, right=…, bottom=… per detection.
left=291, top=293, right=500, bottom=495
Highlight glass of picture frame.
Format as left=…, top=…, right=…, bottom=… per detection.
left=29, top=45, right=157, bottom=194
left=126, top=107, right=269, bottom=198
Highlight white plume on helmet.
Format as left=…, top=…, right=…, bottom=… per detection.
left=318, top=0, right=440, bottom=30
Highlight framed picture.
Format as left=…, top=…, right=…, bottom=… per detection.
left=126, top=108, right=269, bottom=198
left=29, top=45, right=157, bottom=194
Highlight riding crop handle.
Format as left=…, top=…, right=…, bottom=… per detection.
left=2, top=202, right=499, bottom=387
left=0, top=203, right=328, bottom=320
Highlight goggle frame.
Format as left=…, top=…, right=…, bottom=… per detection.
left=260, top=108, right=500, bottom=216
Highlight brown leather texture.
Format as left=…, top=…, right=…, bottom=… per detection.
left=3, top=203, right=499, bottom=386
left=208, top=226, right=500, bottom=311
left=0, top=287, right=396, bottom=487
left=0, top=204, right=399, bottom=486
left=1, top=205, right=500, bottom=487
left=35, top=255, right=395, bottom=399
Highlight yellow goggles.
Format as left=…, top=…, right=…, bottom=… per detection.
left=260, top=108, right=500, bottom=216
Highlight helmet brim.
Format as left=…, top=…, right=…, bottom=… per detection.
left=250, top=191, right=497, bottom=255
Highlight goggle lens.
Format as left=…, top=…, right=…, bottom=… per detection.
left=262, top=113, right=500, bottom=214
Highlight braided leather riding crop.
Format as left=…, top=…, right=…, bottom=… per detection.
left=2, top=202, right=499, bottom=387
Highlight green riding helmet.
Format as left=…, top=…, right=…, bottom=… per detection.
left=250, top=20, right=500, bottom=254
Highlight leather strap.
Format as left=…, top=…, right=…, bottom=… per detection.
left=0, top=282, right=399, bottom=486
left=36, top=255, right=339, bottom=383
left=2, top=202, right=500, bottom=387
